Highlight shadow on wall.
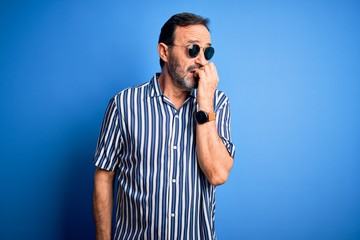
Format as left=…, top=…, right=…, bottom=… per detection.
left=58, top=69, right=147, bottom=239
left=60, top=122, right=98, bottom=240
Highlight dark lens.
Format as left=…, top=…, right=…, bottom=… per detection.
left=204, top=47, right=215, bottom=60
left=188, top=44, right=200, bottom=58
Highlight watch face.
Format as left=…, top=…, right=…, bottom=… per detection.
left=195, top=111, right=208, bottom=124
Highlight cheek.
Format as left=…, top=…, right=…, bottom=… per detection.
left=184, top=60, right=196, bottom=71
left=179, top=62, right=190, bottom=73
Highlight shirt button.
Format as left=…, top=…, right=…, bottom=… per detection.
left=171, top=213, right=175, bottom=217
left=173, top=146, right=177, bottom=150
left=172, top=179, right=176, bottom=183
left=175, top=115, right=179, bottom=119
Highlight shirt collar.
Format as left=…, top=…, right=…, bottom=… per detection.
left=149, top=73, right=163, bottom=97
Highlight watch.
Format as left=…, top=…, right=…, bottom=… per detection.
left=194, top=110, right=216, bottom=124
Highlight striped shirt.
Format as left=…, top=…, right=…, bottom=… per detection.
left=94, top=73, right=235, bottom=240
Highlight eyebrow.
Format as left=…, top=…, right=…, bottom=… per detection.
left=187, top=40, right=212, bottom=46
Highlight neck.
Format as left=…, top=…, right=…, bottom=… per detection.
left=158, top=72, right=190, bottom=110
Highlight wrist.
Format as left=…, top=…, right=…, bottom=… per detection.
left=194, top=110, right=216, bottom=124
left=197, top=102, right=214, bottom=113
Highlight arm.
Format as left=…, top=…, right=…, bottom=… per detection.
left=195, top=62, right=234, bottom=186
left=93, top=167, right=116, bottom=240
left=196, top=118, right=233, bottom=186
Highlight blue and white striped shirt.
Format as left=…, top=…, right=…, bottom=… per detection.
left=94, top=73, right=235, bottom=240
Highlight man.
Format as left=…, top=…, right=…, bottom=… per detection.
left=93, top=12, right=235, bottom=240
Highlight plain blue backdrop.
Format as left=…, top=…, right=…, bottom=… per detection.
left=1, top=0, right=359, bottom=239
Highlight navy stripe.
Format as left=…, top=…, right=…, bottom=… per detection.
left=94, top=73, right=235, bottom=239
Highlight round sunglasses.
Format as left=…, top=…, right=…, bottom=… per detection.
left=172, top=44, right=215, bottom=61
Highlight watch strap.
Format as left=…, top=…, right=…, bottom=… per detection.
left=208, top=112, right=216, bottom=122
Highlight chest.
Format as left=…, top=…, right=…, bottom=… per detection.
left=118, top=97, right=197, bottom=160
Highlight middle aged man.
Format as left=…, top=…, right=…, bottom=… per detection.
left=93, top=12, right=235, bottom=240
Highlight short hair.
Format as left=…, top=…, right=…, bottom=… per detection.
left=158, top=12, right=210, bottom=68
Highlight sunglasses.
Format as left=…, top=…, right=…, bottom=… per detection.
left=172, top=44, right=215, bottom=61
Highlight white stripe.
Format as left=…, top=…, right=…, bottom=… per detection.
left=93, top=74, right=235, bottom=239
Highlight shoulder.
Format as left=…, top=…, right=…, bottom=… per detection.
left=110, top=81, right=151, bottom=106
left=214, top=89, right=229, bottom=102
left=214, top=89, right=230, bottom=111
left=115, top=81, right=150, bottom=98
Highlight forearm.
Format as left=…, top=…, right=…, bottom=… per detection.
left=195, top=62, right=233, bottom=185
left=196, top=120, right=233, bottom=186
left=93, top=168, right=115, bottom=240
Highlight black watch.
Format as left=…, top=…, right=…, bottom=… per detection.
left=194, top=111, right=216, bottom=124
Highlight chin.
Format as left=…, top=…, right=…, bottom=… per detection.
left=188, top=78, right=198, bottom=90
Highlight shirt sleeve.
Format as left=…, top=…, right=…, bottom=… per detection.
left=93, top=97, right=122, bottom=171
left=215, top=92, right=236, bottom=159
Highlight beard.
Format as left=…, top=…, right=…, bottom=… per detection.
left=167, top=52, right=201, bottom=91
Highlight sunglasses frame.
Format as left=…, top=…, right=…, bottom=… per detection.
left=171, top=43, right=215, bottom=61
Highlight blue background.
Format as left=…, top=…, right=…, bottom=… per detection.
left=1, top=1, right=359, bottom=239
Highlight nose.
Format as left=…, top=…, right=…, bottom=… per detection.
left=194, top=50, right=208, bottom=66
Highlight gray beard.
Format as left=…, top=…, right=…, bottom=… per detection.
left=167, top=53, right=201, bottom=91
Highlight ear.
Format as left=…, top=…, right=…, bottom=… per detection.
left=158, top=43, right=169, bottom=64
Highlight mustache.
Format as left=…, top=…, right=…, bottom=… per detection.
left=188, top=65, right=202, bottom=73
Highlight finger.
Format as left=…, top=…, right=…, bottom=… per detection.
left=207, top=62, right=216, bottom=73
left=195, top=67, right=205, bottom=77
left=203, top=64, right=211, bottom=76
left=197, top=69, right=206, bottom=79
